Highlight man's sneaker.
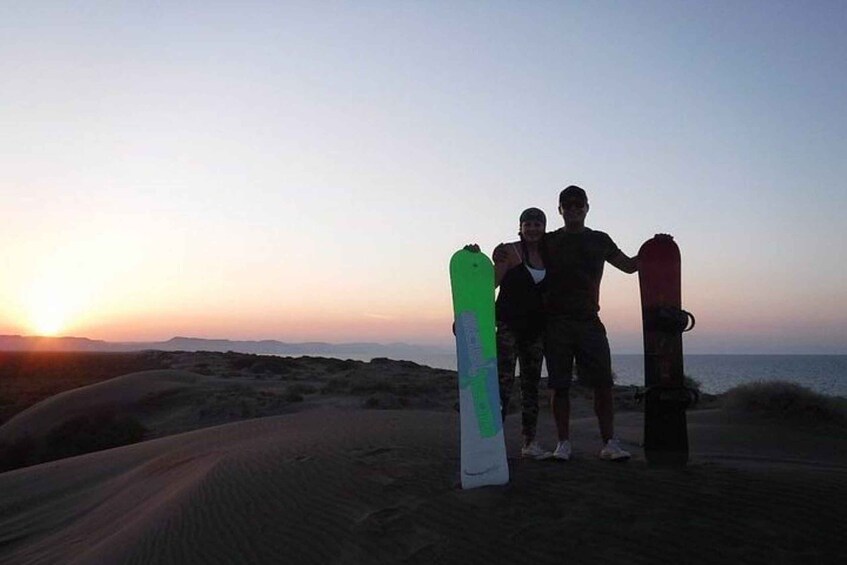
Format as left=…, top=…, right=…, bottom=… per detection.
left=599, top=439, right=631, bottom=461
left=553, top=440, right=572, bottom=461
left=521, top=441, right=553, bottom=460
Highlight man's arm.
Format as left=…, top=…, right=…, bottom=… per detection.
left=608, top=250, right=638, bottom=274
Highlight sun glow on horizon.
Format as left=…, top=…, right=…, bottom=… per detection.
left=27, top=290, right=72, bottom=337
left=23, top=276, right=93, bottom=338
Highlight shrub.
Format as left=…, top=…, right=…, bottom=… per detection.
left=321, top=358, right=359, bottom=372
left=322, top=375, right=351, bottom=394
left=287, top=383, right=317, bottom=395
left=362, top=392, right=402, bottom=409
left=723, top=380, right=847, bottom=427
left=193, top=364, right=215, bottom=376
left=224, top=352, right=257, bottom=370
left=248, top=357, right=293, bottom=376
left=285, top=391, right=304, bottom=402
left=349, top=377, right=395, bottom=394
left=249, top=360, right=274, bottom=374
left=684, top=374, right=702, bottom=393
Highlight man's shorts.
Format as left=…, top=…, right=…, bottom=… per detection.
left=545, top=316, right=613, bottom=390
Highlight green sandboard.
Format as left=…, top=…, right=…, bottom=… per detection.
left=449, top=248, right=509, bottom=489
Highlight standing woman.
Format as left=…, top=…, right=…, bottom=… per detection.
left=492, top=207, right=552, bottom=460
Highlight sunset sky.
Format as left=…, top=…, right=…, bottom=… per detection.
left=2, top=2, right=845, bottom=353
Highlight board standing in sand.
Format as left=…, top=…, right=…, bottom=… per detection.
left=543, top=185, right=638, bottom=461
left=492, top=207, right=553, bottom=460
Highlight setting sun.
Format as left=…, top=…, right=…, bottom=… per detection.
left=29, top=297, right=68, bottom=337
left=31, top=315, right=64, bottom=337
left=24, top=278, right=89, bottom=338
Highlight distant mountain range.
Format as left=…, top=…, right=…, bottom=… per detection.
left=0, top=335, right=451, bottom=358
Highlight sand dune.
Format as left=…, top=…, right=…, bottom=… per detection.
left=0, top=370, right=208, bottom=444
left=1, top=356, right=845, bottom=563
left=0, top=355, right=457, bottom=468
left=1, top=402, right=845, bottom=564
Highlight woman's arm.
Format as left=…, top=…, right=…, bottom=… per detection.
left=493, top=243, right=521, bottom=287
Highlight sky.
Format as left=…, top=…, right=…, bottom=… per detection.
left=1, top=1, right=846, bottom=353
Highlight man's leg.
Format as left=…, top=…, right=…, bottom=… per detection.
left=575, top=318, right=615, bottom=443
left=545, top=317, right=575, bottom=442
left=596, top=383, right=630, bottom=460
left=551, top=388, right=570, bottom=441
left=594, top=385, right=614, bottom=443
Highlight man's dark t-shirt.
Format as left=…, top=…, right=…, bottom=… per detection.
left=542, top=227, right=620, bottom=319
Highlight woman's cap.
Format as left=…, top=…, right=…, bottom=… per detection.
left=519, top=207, right=546, bottom=225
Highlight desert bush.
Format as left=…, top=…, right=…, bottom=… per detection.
left=224, top=352, right=256, bottom=370
left=249, top=360, right=274, bottom=374
left=193, top=363, right=215, bottom=376
left=723, top=380, right=847, bottom=427
left=349, top=377, right=395, bottom=394
left=322, top=371, right=453, bottom=398
left=684, top=374, right=702, bottom=393
left=287, top=383, right=317, bottom=395
left=284, top=391, right=304, bottom=402
left=320, top=358, right=359, bottom=372
left=395, top=381, right=442, bottom=395
left=321, top=373, right=389, bottom=395
left=363, top=392, right=403, bottom=409
left=249, top=358, right=294, bottom=376
left=322, top=375, right=351, bottom=394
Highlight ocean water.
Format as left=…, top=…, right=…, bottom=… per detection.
left=608, top=355, right=847, bottom=396
left=301, top=352, right=847, bottom=397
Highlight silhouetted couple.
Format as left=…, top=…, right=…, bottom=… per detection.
left=492, top=185, right=637, bottom=461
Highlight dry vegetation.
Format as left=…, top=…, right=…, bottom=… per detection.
left=6, top=352, right=842, bottom=473
left=723, top=380, right=847, bottom=428
left=0, top=351, right=461, bottom=471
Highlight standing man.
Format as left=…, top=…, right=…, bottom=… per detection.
left=544, top=185, right=638, bottom=461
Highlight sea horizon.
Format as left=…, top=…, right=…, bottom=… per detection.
left=2, top=335, right=845, bottom=397
left=291, top=351, right=847, bottom=398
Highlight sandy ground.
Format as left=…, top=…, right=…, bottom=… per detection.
left=1, top=356, right=845, bottom=564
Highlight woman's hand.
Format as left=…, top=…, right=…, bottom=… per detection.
left=492, top=243, right=521, bottom=287
left=492, top=243, right=520, bottom=269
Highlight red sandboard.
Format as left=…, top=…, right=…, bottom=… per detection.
left=638, top=234, right=696, bottom=466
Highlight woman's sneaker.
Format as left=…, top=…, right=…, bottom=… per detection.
left=599, top=439, right=631, bottom=461
left=521, top=441, right=553, bottom=460
left=553, top=440, right=572, bottom=461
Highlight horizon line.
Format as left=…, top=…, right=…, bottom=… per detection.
left=1, top=334, right=844, bottom=356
